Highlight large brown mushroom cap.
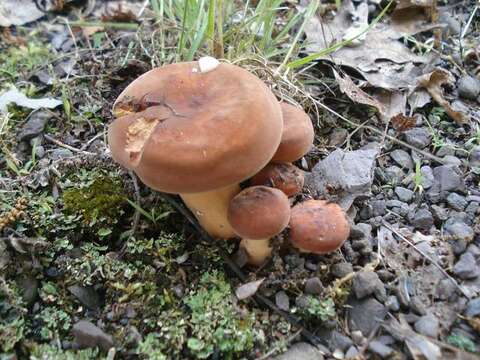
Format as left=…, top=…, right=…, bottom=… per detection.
left=108, top=61, right=283, bottom=194
left=289, top=200, right=350, bottom=254
left=271, top=102, right=314, bottom=162
left=250, top=162, right=304, bottom=197
left=228, top=186, right=290, bottom=239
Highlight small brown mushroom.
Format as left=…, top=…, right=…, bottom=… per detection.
left=250, top=162, right=304, bottom=197
left=289, top=200, right=350, bottom=254
left=228, top=186, right=290, bottom=265
left=108, top=59, right=283, bottom=238
left=272, top=102, right=314, bottom=162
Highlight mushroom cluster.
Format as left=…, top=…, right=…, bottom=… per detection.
left=108, top=57, right=350, bottom=267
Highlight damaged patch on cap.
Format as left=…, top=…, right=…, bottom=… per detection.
left=125, top=117, right=161, bottom=166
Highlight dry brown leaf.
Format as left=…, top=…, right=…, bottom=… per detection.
left=302, top=0, right=428, bottom=90
left=373, top=89, right=408, bottom=121
left=417, top=69, right=470, bottom=124
left=391, top=114, right=417, bottom=132
left=333, top=70, right=386, bottom=113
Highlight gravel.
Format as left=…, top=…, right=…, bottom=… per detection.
left=275, top=291, right=290, bottom=311
left=348, top=298, right=388, bottom=335
left=464, top=298, right=480, bottom=318
left=68, top=285, right=101, bottom=311
left=390, top=149, right=413, bottom=170
left=469, top=145, right=480, bottom=168
left=446, top=193, right=468, bottom=211
left=394, top=187, right=414, bottom=202
left=72, top=320, right=114, bottom=351
left=368, top=340, right=393, bottom=358
left=411, top=208, right=434, bottom=230
left=304, top=277, right=323, bottom=295
left=414, top=314, right=440, bottom=338
left=457, top=75, right=480, bottom=100
left=403, top=128, right=432, bottom=149
left=17, top=110, right=50, bottom=141
left=443, top=219, right=475, bottom=243
left=452, top=253, right=480, bottom=279
left=352, top=271, right=386, bottom=302
left=273, top=342, right=325, bottom=360
left=331, top=262, right=353, bottom=278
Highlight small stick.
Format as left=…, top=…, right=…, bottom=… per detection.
left=44, top=134, right=96, bottom=156
left=382, top=222, right=470, bottom=298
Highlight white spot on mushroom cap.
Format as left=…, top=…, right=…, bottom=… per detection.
left=198, top=56, right=220, bottom=73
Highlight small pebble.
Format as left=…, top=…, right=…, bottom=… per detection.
left=457, top=75, right=480, bottom=100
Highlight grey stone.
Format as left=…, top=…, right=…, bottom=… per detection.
left=420, top=166, right=435, bottom=189
left=329, top=128, right=348, bottom=146
left=72, top=320, right=114, bottom=351
left=411, top=208, right=434, bottom=230
left=305, top=148, right=379, bottom=209
left=431, top=205, right=449, bottom=222
left=410, top=297, right=427, bottom=315
left=35, top=145, right=45, bottom=158
left=331, top=263, right=353, bottom=278
left=465, top=298, right=480, bottom=317
left=345, top=346, right=359, bottom=359
left=444, top=219, right=474, bottom=243
left=68, top=285, right=101, bottom=310
left=304, top=277, right=323, bottom=295
left=386, top=296, right=400, bottom=312
left=449, top=238, right=468, bottom=255
left=469, top=146, right=480, bottom=168
left=370, top=200, right=386, bottom=217
left=330, top=331, right=353, bottom=352
left=395, top=187, right=414, bottom=202
left=50, top=148, right=74, bottom=160
left=390, top=149, right=413, bottom=170
left=435, top=278, right=457, bottom=300
left=351, top=331, right=364, bottom=345
left=414, top=314, right=439, bottom=338
left=275, top=291, right=290, bottom=311
left=429, top=165, right=465, bottom=199
left=353, top=271, right=386, bottom=301
left=384, top=166, right=404, bottom=182
left=442, top=155, right=462, bottom=166
left=18, top=110, right=50, bottom=141
left=457, top=75, right=480, bottom=100
left=446, top=193, right=468, bottom=211
left=17, top=276, right=39, bottom=307
left=436, top=145, right=456, bottom=157
left=348, top=298, right=387, bottom=335
left=465, top=201, right=479, bottom=215
left=368, top=340, right=393, bottom=358
left=403, top=128, right=432, bottom=149
left=453, top=253, right=479, bottom=279
left=350, top=223, right=372, bottom=240
left=272, top=342, right=325, bottom=360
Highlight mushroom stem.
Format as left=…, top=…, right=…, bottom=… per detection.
left=240, top=238, right=272, bottom=266
left=180, top=183, right=240, bottom=239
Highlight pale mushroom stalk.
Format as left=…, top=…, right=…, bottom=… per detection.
left=239, top=238, right=272, bottom=266
left=228, top=186, right=290, bottom=266
left=180, top=183, right=240, bottom=239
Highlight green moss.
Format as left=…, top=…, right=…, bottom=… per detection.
left=184, top=271, right=256, bottom=359
left=29, top=344, right=101, bottom=360
left=447, top=333, right=477, bottom=353
left=63, top=177, right=125, bottom=224
left=0, top=282, right=26, bottom=352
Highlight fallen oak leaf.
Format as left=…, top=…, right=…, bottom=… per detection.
left=333, top=70, right=386, bottom=114
left=235, top=278, right=264, bottom=300
left=417, top=68, right=469, bottom=125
